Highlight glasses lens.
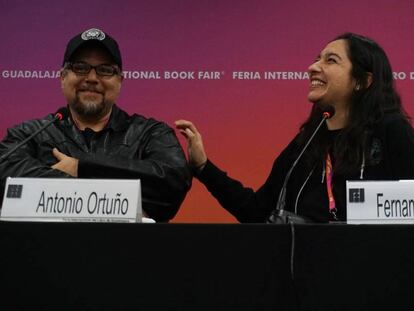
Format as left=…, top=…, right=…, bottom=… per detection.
left=68, top=62, right=119, bottom=76
left=96, top=65, right=117, bottom=76
left=71, top=62, right=91, bottom=74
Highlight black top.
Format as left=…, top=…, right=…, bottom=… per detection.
left=196, top=113, right=414, bottom=222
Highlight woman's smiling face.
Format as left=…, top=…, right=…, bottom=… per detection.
left=307, top=39, right=357, bottom=111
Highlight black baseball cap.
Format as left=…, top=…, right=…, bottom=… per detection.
left=62, top=28, right=122, bottom=70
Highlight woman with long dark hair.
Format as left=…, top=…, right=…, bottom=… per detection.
left=176, top=33, right=414, bottom=222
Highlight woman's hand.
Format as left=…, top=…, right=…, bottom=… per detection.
left=175, top=120, right=208, bottom=168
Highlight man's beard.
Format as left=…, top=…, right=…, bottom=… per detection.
left=69, top=93, right=113, bottom=120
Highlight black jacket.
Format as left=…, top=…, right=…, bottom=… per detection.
left=197, top=113, right=414, bottom=223
left=0, top=105, right=192, bottom=222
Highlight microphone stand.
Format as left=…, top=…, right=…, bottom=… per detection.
left=268, top=111, right=332, bottom=224
left=0, top=113, right=64, bottom=162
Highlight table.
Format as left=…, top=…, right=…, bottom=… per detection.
left=1, top=222, right=413, bottom=310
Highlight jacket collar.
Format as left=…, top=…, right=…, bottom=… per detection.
left=105, top=105, right=130, bottom=132
left=59, top=104, right=130, bottom=132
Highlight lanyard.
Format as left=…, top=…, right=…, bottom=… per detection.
left=325, top=153, right=337, bottom=220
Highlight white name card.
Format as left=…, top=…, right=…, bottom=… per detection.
left=347, top=180, right=414, bottom=224
left=1, top=177, right=142, bottom=223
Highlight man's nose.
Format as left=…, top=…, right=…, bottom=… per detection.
left=85, top=68, right=99, bottom=81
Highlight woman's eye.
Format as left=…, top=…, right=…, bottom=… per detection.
left=327, top=57, right=337, bottom=63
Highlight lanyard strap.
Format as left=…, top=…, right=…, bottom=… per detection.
left=325, top=153, right=337, bottom=219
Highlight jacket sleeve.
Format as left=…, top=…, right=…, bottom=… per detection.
left=0, top=122, right=71, bottom=178
left=196, top=140, right=297, bottom=223
left=77, top=125, right=192, bottom=222
left=0, top=122, right=70, bottom=200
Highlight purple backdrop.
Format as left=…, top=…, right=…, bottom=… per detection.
left=1, top=0, right=414, bottom=222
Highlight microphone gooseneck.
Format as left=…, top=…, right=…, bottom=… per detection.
left=268, top=106, right=335, bottom=224
left=0, top=108, right=68, bottom=162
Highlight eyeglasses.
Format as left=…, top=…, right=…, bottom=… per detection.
left=65, top=61, right=122, bottom=77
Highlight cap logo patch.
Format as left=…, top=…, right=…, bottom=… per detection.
left=81, top=28, right=106, bottom=41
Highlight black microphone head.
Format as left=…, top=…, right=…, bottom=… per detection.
left=322, top=106, right=335, bottom=119
left=54, top=107, right=69, bottom=121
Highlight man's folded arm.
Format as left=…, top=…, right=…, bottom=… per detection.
left=78, top=128, right=192, bottom=222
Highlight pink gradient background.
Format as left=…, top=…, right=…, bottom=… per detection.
left=1, top=0, right=414, bottom=222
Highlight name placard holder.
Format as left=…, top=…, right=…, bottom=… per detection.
left=347, top=180, right=414, bottom=224
left=0, top=177, right=142, bottom=223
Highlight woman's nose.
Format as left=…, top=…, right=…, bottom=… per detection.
left=308, top=60, right=321, bottom=73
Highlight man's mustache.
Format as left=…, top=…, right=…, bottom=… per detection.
left=77, top=86, right=103, bottom=94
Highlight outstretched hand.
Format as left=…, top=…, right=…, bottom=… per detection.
left=51, top=148, right=79, bottom=177
left=175, top=120, right=207, bottom=168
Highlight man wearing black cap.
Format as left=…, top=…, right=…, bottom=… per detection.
left=0, top=28, right=192, bottom=222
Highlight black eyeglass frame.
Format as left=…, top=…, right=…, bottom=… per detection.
left=64, top=61, right=123, bottom=77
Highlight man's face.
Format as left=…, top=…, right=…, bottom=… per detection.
left=60, top=45, right=123, bottom=120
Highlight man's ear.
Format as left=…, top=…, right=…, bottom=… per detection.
left=60, top=69, right=67, bottom=79
left=60, top=69, right=67, bottom=88
left=117, top=75, right=123, bottom=93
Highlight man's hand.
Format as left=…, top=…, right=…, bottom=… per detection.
left=51, top=148, right=79, bottom=177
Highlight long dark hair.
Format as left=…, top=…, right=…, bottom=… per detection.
left=298, top=32, right=410, bottom=175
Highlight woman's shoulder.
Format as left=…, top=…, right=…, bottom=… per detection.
left=370, top=113, right=414, bottom=155
left=382, top=111, right=410, bottom=125
left=374, top=112, right=412, bottom=134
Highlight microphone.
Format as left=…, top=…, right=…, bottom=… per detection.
left=0, top=107, right=69, bottom=162
left=267, top=106, right=335, bottom=224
